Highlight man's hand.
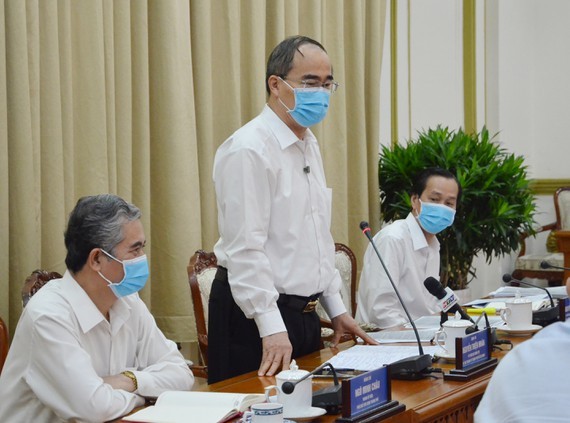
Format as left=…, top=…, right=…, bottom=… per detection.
left=103, top=373, right=136, bottom=392
left=258, top=332, right=292, bottom=376
left=330, top=313, right=379, bottom=347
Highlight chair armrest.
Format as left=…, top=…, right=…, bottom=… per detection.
left=556, top=230, right=570, bottom=253
left=189, top=364, right=208, bottom=379
left=320, top=318, right=332, bottom=329
left=517, top=222, right=557, bottom=257
left=556, top=231, right=570, bottom=285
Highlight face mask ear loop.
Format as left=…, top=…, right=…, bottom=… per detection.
left=413, top=199, right=422, bottom=217
left=277, top=77, right=296, bottom=114
left=98, top=249, right=125, bottom=286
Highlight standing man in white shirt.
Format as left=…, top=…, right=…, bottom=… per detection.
left=0, top=194, right=194, bottom=423
left=355, top=168, right=461, bottom=329
left=209, top=35, right=376, bottom=384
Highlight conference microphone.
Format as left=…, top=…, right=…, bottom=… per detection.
left=281, top=362, right=342, bottom=414
left=281, top=361, right=339, bottom=394
left=360, top=221, right=433, bottom=380
left=423, top=277, right=475, bottom=324
left=502, top=273, right=559, bottom=326
left=540, top=260, right=570, bottom=271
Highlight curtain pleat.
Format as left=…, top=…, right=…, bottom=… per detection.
left=0, top=0, right=385, bottom=344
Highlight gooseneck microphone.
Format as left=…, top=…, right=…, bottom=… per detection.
left=281, top=361, right=339, bottom=394
left=502, top=273, right=555, bottom=307
left=423, top=277, right=475, bottom=323
left=360, top=221, right=433, bottom=380
left=281, top=362, right=343, bottom=414
left=540, top=260, right=570, bottom=271
left=502, top=273, right=559, bottom=326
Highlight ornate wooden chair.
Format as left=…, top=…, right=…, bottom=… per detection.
left=187, top=244, right=362, bottom=370
left=513, top=187, right=570, bottom=286
left=187, top=250, right=218, bottom=379
left=0, top=316, right=8, bottom=374
left=317, top=243, right=357, bottom=321
left=0, top=267, right=59, bottom=372
left=22, top=269, right=63, bottom=307
left=317, top=243, right=373, bottom=344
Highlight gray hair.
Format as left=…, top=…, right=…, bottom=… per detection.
left=64, top=194, right=141, bottom=272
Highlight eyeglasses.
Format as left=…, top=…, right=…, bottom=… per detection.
left=283, top=78, right=340, bottom=93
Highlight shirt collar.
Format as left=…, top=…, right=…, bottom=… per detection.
left=62, top=270, right=131, bottom=334
left=260, top=104, right=318, bottom=150
left=405, top=212, right=440, bottom=251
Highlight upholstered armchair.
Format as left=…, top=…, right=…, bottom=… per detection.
left=512, top=187, right=570, bottom=285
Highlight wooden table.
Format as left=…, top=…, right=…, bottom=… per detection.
left=202, top=333, right=527, bottom=423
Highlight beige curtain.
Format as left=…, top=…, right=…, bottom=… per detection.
left=0, top=0, right=385, bottom=343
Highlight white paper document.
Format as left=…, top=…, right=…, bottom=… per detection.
left=489, top=286, right=567, bottom=299
left=403, top=316, right=443, bottom=329
left=370, top=328, right=437, bottom=343
left=327, top=345, right=440, bottom=371
left=402, top=315, right=503, bottom=330
left=123, top=391, right=265, bottom=423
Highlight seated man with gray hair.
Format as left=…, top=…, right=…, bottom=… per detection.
left=0, top=194, right=194, bottom=422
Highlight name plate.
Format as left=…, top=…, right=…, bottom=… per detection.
left=455, top=328, right=490, bottom=370
left=561, top=297, right=570, bottom=322
left=342, top=366, right=389, bottom=418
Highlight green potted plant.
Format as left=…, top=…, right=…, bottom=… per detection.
left=378, top=126, right=536, bottom=290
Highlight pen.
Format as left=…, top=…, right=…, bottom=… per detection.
left=466, top=307, right=497, bottom=315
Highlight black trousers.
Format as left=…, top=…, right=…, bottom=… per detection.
left=207, top=266, right=321, bottom=384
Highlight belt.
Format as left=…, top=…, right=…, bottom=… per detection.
left=217, top=266, right=321, bottom=313
left=277, top=293, right=322, bottom=313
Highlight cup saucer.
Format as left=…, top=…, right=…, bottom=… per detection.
left=242, top=416, right=295, bottom=423
left=284, top=406, right=327, bottom=421
left=433, top=349, right=456, bottom=363
left=497, top=324, right=542, bottom=336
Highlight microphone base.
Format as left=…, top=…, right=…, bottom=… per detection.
left=532, top=305, right=560, bottom=327
left=312, top=385, right=342, bottom=415
left=390, top=354, right=433, bottom=380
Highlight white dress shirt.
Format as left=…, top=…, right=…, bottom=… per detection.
left=0, top=271, right=194, bottom=423
left=475, top=320, right=570, bottom=422
left=213, top=105, right=345, bottom=337
left=355, top=213, right=440, bottom=329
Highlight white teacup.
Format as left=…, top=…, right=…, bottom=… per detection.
left=434, top=318, right=473, bottom=357
left=500, top=298, right=532, bottom=330
left=265, top=360, right=312, bottom=417
left=242, top=402, right=283, bottom=423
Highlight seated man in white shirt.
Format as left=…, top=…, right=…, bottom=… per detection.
left=355, top=168, right=461, bottom=329
left=474, top=282, right=570, bottom=422
left=0, top=194, right=194, bottom=423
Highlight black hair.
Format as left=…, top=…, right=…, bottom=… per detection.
left=265, top=35, right=327, bottom=94
left=411, top=167, right=462, bottom=203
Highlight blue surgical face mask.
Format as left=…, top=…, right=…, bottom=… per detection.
left=417, top=200, right=456, bottom=234
left=98, top=249, right=149, bottom=298
left=278, top=78, right=330, bottom=127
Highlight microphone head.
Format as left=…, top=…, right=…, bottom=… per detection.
left=423, top=277, right=446, bottom=299
left=360, top=221, right=370, bottom=231
left=281, top=381, right=295, bottom=395
left=502, top=273, right=513, bottom=283
left=540, top=261, right=551, bottom=269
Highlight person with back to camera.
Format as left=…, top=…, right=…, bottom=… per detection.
left=355, top=167, right=461, bottom=329
left=209, top=35, right=377, bottom=384
left=474, top=274, right=570, bottom=421
left=0, top=194, right=194, bottom=422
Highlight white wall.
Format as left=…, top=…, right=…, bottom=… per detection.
left=379, top=0, right=570, bottom=299
left=488, top=0, right=570, bottom=179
